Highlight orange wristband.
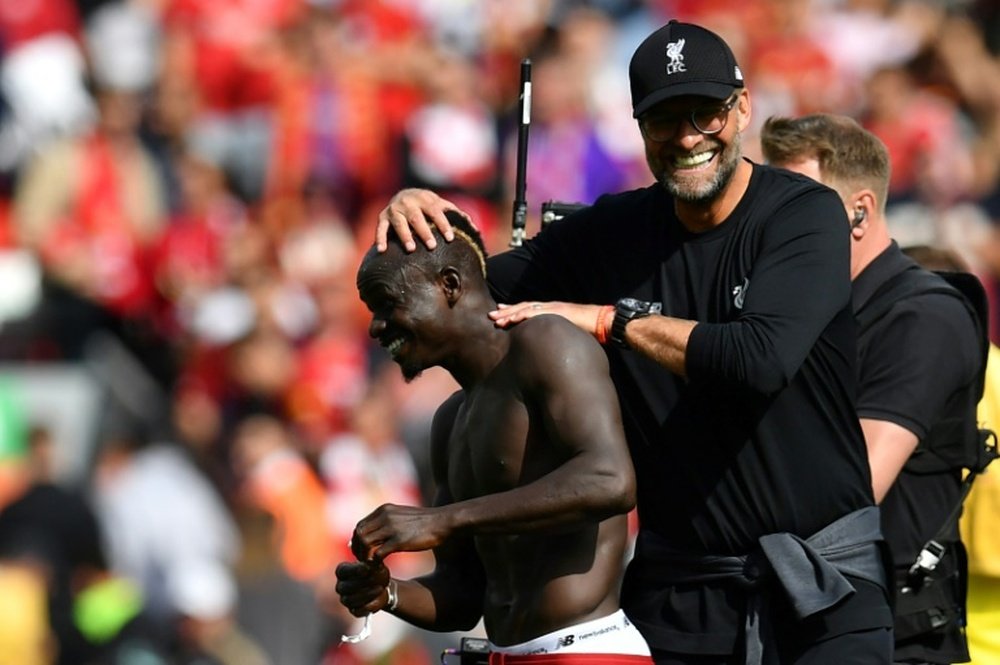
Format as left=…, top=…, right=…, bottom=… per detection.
left=595, top=305, right=614, bottom=345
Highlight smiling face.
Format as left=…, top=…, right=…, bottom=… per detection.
left=641, top=91, right=747, bottom=204
left=357, top=247, right=447, bottom=382
left=358, top=212, right=490, bottom=383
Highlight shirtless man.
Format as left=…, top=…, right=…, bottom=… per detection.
left=335, top=212, right=652, bottom=662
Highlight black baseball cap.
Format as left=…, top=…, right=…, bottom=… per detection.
left=629, top=20, right=744, bottom=118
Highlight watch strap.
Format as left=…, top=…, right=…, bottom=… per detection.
left=611, top=299, right=661, bottom=349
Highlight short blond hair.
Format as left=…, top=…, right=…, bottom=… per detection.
left=761, top=114, right=890, bottom=209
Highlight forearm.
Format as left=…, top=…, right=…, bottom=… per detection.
left=489, top=304, right=695, bottom=378
left=387, top=576, right=481, bottom=633
left=860, top=417, right=920, bottom=503
left=444, top=454, right=634, bottom=535
left=620, top=314, right=696, bottom=378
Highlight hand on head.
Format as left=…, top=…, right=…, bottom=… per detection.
left=377, top=189, right=471, bottom=252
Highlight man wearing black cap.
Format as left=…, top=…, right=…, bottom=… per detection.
left=372, top=20, right=894, bottom=665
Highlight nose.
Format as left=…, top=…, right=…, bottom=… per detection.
left=669, top=117, right=705, bottom=150
left=368, top=317, right=385, bottom=339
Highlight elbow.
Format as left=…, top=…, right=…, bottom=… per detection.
left=705, top=324, right=792, bottom=395
left=591, top=468, right=636, bottom=517
left=616, top=469, right=637, bottom=514
left=739, top=352, right=792, bottom=396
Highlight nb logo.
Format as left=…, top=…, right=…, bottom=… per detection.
left=557, top=635, right=576, bottom=648
left=666, top=39, right=686, bottom=75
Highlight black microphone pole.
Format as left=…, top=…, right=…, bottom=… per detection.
left=510, top=58, right=532, bottom=247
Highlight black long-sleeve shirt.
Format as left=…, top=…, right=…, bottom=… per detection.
left=486, top=161, right=891, bottom=654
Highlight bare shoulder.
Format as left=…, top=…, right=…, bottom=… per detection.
left=507, top=314, right=609, bottom=381
left=508, top=313, right=599, bottom=351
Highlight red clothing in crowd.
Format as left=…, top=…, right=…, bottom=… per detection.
left=38, top=136, right=157, bottom=317
left=162, top=0, right=305, bottom=111
left=0, top=0, right=80, bottom=49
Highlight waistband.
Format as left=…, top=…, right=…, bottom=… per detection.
left=488, top=610, right=650, bottom=657
left=488, top=654, right=653, bottom=664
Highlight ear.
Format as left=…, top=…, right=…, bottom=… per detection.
left=849, top=189, right=877, bottom=241
left=439, top=266, right=463, bottom=306
left=735, top=89, right=752, bottom=133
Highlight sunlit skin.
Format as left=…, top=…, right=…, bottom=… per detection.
left=358, top=260, right=442, bottom=383
left=357, top=246, right=506, bottom=385
left=338, top=238, right=639, bottom=647
left=641, top=92, right=748, bottom=209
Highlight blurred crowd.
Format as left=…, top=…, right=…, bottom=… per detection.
left=1, top=0, right=1000, bottom=663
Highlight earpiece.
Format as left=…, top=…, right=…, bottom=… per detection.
left=851, top=208, right=867, bottom=228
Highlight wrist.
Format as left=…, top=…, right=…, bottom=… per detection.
left=611, top=298, right=662, bottom=349
left=385, top=578, right=399, bottom=612
left=595, top=305, right=614, bottom=345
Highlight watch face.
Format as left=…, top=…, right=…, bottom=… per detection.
left=618, top=297, right=645, bottom=312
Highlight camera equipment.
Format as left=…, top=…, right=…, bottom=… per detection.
left=541, top=200, right=587, bottom=228
left=440, top=637, right=490, bottom=665
left=509, top=59, right=589, bottom=245
left=510, top=59, right=532, bottom=248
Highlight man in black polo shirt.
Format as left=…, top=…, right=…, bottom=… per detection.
left=761, top=113, right=986, bottom=665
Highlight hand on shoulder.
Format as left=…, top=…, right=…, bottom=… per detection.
left=490, top=301, right=610, bottom=342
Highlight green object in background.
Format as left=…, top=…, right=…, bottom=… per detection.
left=0, top=380, right=27, bottom=461
left=74, top=576, right=144, bottom=644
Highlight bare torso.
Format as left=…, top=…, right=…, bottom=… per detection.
left=445, top=333, right=628, bottom=645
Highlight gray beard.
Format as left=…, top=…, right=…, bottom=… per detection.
left=660, top=133, right=742, bottom=204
